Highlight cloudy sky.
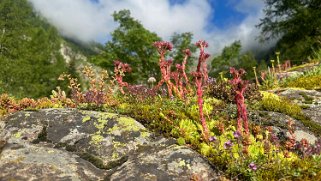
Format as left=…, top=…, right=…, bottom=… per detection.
left=28, top=0, right=268, bottom=54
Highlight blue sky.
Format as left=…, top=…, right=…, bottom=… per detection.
left=209, top=1, right=246, bottom=29
left=29, top=0, right=267, bottom=54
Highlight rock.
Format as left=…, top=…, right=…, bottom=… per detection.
left=0, top=138, right=107, bottom=180
left=0, top=109, right=219, bottom=180
left=274, top=88, right=321, bottom=128
left=277, top=88, right=321, bottom=108
left=249, top=111, right=318, bottom=144
left=276, top=71, right=303, bottom=80
left=303, top=106, right=321, bottom=125
left=287, top=130, right=318, bottom=144
left=108, top=139, right=217, bottom=181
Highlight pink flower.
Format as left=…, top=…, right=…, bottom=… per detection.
left=209, top=136, right=217, bottom=142
left=153, top=41, right=173, bottom=51
left=249, top=162, right=257, bottom=171
left=196, top=40, right=208, bottom=48
left=224, top=140, right=233, bottom=149
left=233, top=131, right=241, bottom=139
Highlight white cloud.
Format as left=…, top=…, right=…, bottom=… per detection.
left=28, top=0, right=271, bottom=55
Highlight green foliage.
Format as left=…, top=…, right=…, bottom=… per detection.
left=260, top=71, right=279, bottom=90
left=91, top=10, right=161, bottom=83
left=258, top=92, right=303, bottom=117
left=258, top=0, right=321, bottom=63
left=236, top=52, right=258, bottom=79
left=169, top=32, right=197, bottom=72
left=176, top=137, right=186, bottom=145
left=210, top=41, right=258, bottom=79
left=175, top=119, right=201, bottom=145
left=211, top=41, right=241, bottom=76
left=0, top=0, right=72, bottom=98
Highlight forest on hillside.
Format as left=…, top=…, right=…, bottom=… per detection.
left=0, top=0, right=321, bottom=98
left=1, top=1, right=321, bottom=180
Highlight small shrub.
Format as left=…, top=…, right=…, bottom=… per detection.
left=208, top=80, right=262, bottom=104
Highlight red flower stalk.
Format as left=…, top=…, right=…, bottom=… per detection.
left=191, top=40, right=211, bottom=140
left=196, top=40, right=210, bottom=85
left=153, top=42, right=181, bottom=98
left=175, top=64, right=190, bottom=96
left=181, top=49, right=192, bottom=90
left=153, top=41, right=173, bottom=56
left=229, top=67, right=249, bottom=135
left=114, top=60, right=131, bottom=94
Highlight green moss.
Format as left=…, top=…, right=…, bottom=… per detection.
left=140, top=131, right=150, bottom=138
left=90, top=134, right=104, bottom=145
left=171, top=119, right=201, bottom=145
left=282, top=75, right=321, bottom=89
left=299, top=92, right=314, bottom=104
left=14, top=132, right=22, bottom=138
left=117, top=117, right=141, bottom=132
left=199, top=142, right=212, bottom=157
left=79, top=152, right=108, bottom=169
left=108, top=125, right=120, bottom=134
left=177, top=137, right=186, bottom=146
left=259, top=92, right=321, bottom=136
left=118, top=103, right=130, bottom=111
left=105, top=156, right=128, bottom=170
left=94, top=118, right=108, bottom=130
left=286, top=63, right=315, bottom=72
left=82, top=116, right=91, bottom=123
left=259, top=92, right=302, bottom=118
left=300, top=104, right=310, bottom=109
left=99, top=112, right=117, bottom=119
left=112, top=152, right=119, bottom=159
left=112, top=141, right=126, bottom=149
left=294, top=114, right=321, bottom=136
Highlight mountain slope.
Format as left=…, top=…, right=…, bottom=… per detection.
left=0, top=0, right=97, bottom=98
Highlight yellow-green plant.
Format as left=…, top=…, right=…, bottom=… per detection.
left=259, top=92, right=302, bottom=117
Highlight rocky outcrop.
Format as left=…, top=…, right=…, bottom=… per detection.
left=249, top=111, right=318, bottom=144
left=277, top=88, right=321, bottom=108
left=276, top=71, right=303, bottom=80
left=60, top=43, right=87, bottom=64
left=0, top=109, right=219, bottom=181
left=303, top=106, right=321, bottom=125
left=276, top=88, right=321, bottom=126
left=249, top=88, right=321, bottom=144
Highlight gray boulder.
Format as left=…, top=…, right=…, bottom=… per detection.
left=249, top=111, right=318, bottom=144
left=0, top=109, right=219, bottom=181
